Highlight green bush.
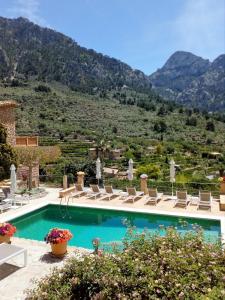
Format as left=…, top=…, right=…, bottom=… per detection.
left=26, top=228, right=225, bottom=300
left=0, top=124, right=17, bottom=180
left=34, top=84, right=51, bottom=93
left=136, top=163, right=161, bottom=179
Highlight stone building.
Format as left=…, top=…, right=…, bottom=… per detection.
left=0, top=100, right=18, bottom=145
left=0, top=100, right=39, bottom=187
left=88, top=147, right=123, bottom=160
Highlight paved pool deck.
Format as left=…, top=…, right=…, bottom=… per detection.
left=0, top=187, right=224, bottom=299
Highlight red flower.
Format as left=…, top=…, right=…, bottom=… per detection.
left=0, top=223, right=16, bottom=237
left=44, top=228, right=73, bottom=244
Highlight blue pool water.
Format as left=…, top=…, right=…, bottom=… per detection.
left=10, top=205, right=221, bottom=249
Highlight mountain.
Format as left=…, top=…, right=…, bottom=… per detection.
left=0, top=17, right=152, bottom=93
left=150, top=51, right=225, bottom=111
left=0, top=17, right=224, bottom=112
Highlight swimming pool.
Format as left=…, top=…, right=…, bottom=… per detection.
left=11, top=205, right=221, bottom=249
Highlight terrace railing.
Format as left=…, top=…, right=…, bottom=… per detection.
left=39, top=175, right=221, bottom=198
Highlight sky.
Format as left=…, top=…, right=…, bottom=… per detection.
left=0, top=0, right=224, bottom=74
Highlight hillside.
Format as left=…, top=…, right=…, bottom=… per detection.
left=0, top=16, right=152, bottom=93
left=0, top=80, right=225, bottom=147
left=150, top=51, right=225, bottom=111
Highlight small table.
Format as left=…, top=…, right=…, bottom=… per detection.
left=0, top=243, right=27, bottom=267
left=119, top=192, right=128, bottom=200
left=190, top=196, right=199, bottom=206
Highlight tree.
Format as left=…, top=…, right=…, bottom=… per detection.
left=15, top=146, right=61, bottom=190
left=136, top=163, right=161, bottom=179
left=153, top=121, right=167, bottom=133
left=34, top=85, right=51, bottom=93
left=186, top=117, right=197, bottom=126
left=157, top=105, right=167, bottom=116
left=206, top=121, right=215, bottom=131
left=0, top=124, right=17, bottom=181
left=112, top=126, right=118, bottom=134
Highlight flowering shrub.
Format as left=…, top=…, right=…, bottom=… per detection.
left=0, top=223, right=16, bottom=237
left=44, top=228, right=72, bottom=244
left=218, top=176, right=225, bottom=182
left=27, top=227, right=225, bottom=300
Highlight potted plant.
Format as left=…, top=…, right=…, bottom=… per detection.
left=0, top=223, right=16, bottom=243
left=44, top=228, right=73, bottom=257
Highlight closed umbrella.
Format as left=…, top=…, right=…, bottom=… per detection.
left=96, top=158, right=101, bottom=185
left=10, top=164, right=17, bottom=203
left=127, top=159, right=134, bottom=182
left=170, top=159, right=176, bottom=197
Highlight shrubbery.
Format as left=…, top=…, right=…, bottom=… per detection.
left=26, top=227, right=225, bottom=300
left=136, top=163, right=161, bottom=179
left=34, top=84, right=51, bottom=93
left=0, top=124, right=17, bottom=180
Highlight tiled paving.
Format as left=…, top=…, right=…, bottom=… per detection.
left=0, top=237, right=90, bottom=300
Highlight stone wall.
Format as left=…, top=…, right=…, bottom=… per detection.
left=0, top=104, right=16, bottom=145
left=17, top=163, right=39, bottom=188
left=0, top=100, right=39, bottom=187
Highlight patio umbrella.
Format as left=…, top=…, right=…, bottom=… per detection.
left=96, top=157, right=101, bottom=184
left=127, top=159, right=134, bottom=182
left=10, top=164, right=17, bottom=200
left=170, top=159, right=176, bottom=197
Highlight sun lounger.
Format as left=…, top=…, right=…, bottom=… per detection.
left=198, top=192, right=212, bottom=211
left=0, top=200, right=12, bottom=213
left=101, top=186, right=121, bottom=201
left=123, top=187, right=144, bottom=204
left=87, top=184, right=102, bottom=199
left=72, top=184, right=87, bottom=198
left=145, top=188, right=163, bottom=205
left=174, top=191, right=189, bottom=208
left=12, top=194, right=30, bottom=206
left=0, top=243, right=27, bottom=267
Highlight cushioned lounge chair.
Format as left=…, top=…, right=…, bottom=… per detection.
left=71, top=184, right=87, bottom=198
left=87, top=184, right=102, bottom=199
left=0, top=200, right=12, bottom=213
left=145, top=188, right=163, bottom=205
left=198, top=191, right=212, bottom=211
left=123, top=187, right=144, bottom=204
left=101, top=186, right=121, bottom=201
left=174, top=191, right=189, bottom=208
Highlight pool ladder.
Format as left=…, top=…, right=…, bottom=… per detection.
left=59, top=193, right=72, bottom=219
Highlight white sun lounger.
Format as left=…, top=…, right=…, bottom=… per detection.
left=101, top=186, right=121, bottom=201
left=72, top=184, right=87, bottom=198
left=0, top=243, right=27, bottom=267
left=198, top=192, right=212, bottom=211
left=145, top=188, right=163, bottom=205
left=0, top=200, right=12, bottom=213
left=123, top=187, right=144, bottom=204
left=174, top=191, right=189, bottom=208
left=87, top=184, right=102, bottom=199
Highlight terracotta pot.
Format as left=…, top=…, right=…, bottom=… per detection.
left=51, top=241, right=67, bottom=257
left=220, top=182, right=225, bottom=195
left=0, top=235, right=10, bottom=244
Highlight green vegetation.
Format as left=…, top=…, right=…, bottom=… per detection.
left=27, top=227, right=225, bottom=300
left=0, top=80, right=225, bottom=188
left=15, top=146, right=60, bottom=190
left=0, top=124, right=17, bottom=180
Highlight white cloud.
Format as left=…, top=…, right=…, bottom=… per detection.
left=8, top=0, right=47, bottom=26
left=174, top=0, right=225, bottom=60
